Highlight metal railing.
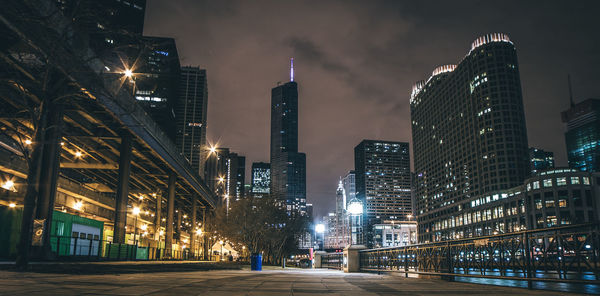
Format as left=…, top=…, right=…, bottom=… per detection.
left=321, top=252, right=343, bottom=270
left=359, top=223, right=600, bottom=287
left=50, top=236, right=214, bottom=261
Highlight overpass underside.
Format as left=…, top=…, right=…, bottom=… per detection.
left=0, top=0, right=216, bottom=260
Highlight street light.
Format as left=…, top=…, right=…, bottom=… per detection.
left=2, top=180, right=15, bottom=191
left=123, top=69, right=133, bottom=78
left=73, top=200, right=83, bottom=211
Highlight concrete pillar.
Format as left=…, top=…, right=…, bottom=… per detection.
left=154, top=193, right=162, bottom=242
left=165, top=172, right=176, bottom=255
left=113, top=134, right=132, bottom=244
left=343, top=244, right=367, bottom=273
left=190, top=197, right=197, bottom=256
left=33, top=101, right=64, bottom=259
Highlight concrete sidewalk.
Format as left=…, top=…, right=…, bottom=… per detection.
left=0, top=268, right=589, bottom=295
left=0, top=260, right=242, bottom=274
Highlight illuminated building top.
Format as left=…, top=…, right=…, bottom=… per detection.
left=410, top=33, right=513, bottom=105
left=469, top=33, right=512, bottom=54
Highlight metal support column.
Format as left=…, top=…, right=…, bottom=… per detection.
left=33, top=101, right=64, bottom=259
left=203, top=207, right=208, bottom=261
left=165, top=172, right=176, bottom=257
left=113, top=134, right=132, bottom=244
left=154, top=193, right=162, bottom=242
left=190, top=196, right=197, bottom=257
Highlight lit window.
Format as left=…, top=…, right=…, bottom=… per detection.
left=571, top=177, right=580, bottom=185
left=583, top=177, right=590, bottom=185
left=533, top=181, right=540, bottom=189
left=543, top=179, right=552, bottom=187
left=558, top=199, right=567, bottom=208
left=545, top=200, right=554, bottom=208
left=556, top=177, right=566, bottom=186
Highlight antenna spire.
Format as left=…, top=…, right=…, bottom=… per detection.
left=568, top=74, right=575, bottom=107
left=290, top=58, right=294, bottom=82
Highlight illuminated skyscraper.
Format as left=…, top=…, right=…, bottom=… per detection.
left=354, top=140, right=411, bottom=246
left=176, top=67, right=208, bottom=176
left=410, top=33, right=529, bottom=242
left=251, top=162, right=270, bottom=198
left=562, top=98, right=600, bottom=172
left=270, top=60, right=307, bottom=214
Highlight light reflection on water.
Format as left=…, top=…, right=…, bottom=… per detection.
left=454, top=269, right=600, bottom=295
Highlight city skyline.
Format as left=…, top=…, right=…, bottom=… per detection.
left=144, top=1, right=600, bottom=217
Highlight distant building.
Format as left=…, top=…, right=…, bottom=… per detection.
left=341, top=170, right=356, bottom=208
left=204, top=148, right=230, bottom=200
left=134, top=37, right=181, bottom=140
left=529, top=148, right=555, bottom=175
left=270, top=60, right=307, bottom=214
left=335, top=180, right=349, bottom=247
left=323, top=212, right=339, bottom=249
left=176, top=67, right=208, bottom=177
left=251, top=162, right=270, bottom=198
left=234, top=156, right=246, bottom=200
left=410, top=33, right=530, bottom=242
left=306, top=203, right=314, bottom=220
left=562, top=98, right=600, bottom=172
left=431, top=168, right=600, bottom=239
left=372, top=221, right=417, bottom=248
left=354, top=140, right=411, bottom=247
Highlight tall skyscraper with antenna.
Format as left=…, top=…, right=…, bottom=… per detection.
left=270, top=59, right=307, bottom=214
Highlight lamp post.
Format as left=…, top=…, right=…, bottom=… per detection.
left=219, top=240, right=224, bottom=261
left=315, top=223, right=325, bottom=250
left=347, top=198, right=363, bottom=245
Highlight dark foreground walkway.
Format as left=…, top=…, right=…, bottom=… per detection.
left=0, top=266, right=587, bottom=295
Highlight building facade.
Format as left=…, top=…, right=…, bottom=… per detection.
left=562, top=98, right=600, bottom=173
left=426, top=169, right=600, bottom=241
left=251, top=162, right=270, bottom=198
left=372, top=221, right=417, bottom=248
left=410, top=33, right=530, bottom=242
left=529, top=147, right=555, bottom=175
left=176, top=67, right=208, bottom=177
left=354, top=140, right=411, bottom=246
left=270, top=65, right=307, bottom=214
left=234, top=156, right=246, bottom=200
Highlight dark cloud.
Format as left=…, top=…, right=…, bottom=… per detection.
left=144, top=0, right=600, bottom=219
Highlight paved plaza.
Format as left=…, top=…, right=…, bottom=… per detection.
left=0, top=266, right=588, bottom=295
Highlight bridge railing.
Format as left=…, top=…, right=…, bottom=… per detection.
left=359, top=223, right=600, bottom=287
left=321, top=252, right=343, bottom=270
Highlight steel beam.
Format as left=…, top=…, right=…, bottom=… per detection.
left=60, top=162, right=119, bottom=169
left=113, top=134, right=132, bottom=244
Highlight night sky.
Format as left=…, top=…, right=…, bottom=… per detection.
left=144, top=0, right=600, bottom=219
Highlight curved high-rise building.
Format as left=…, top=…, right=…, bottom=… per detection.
left=410, top=33, right=529, bottom=242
